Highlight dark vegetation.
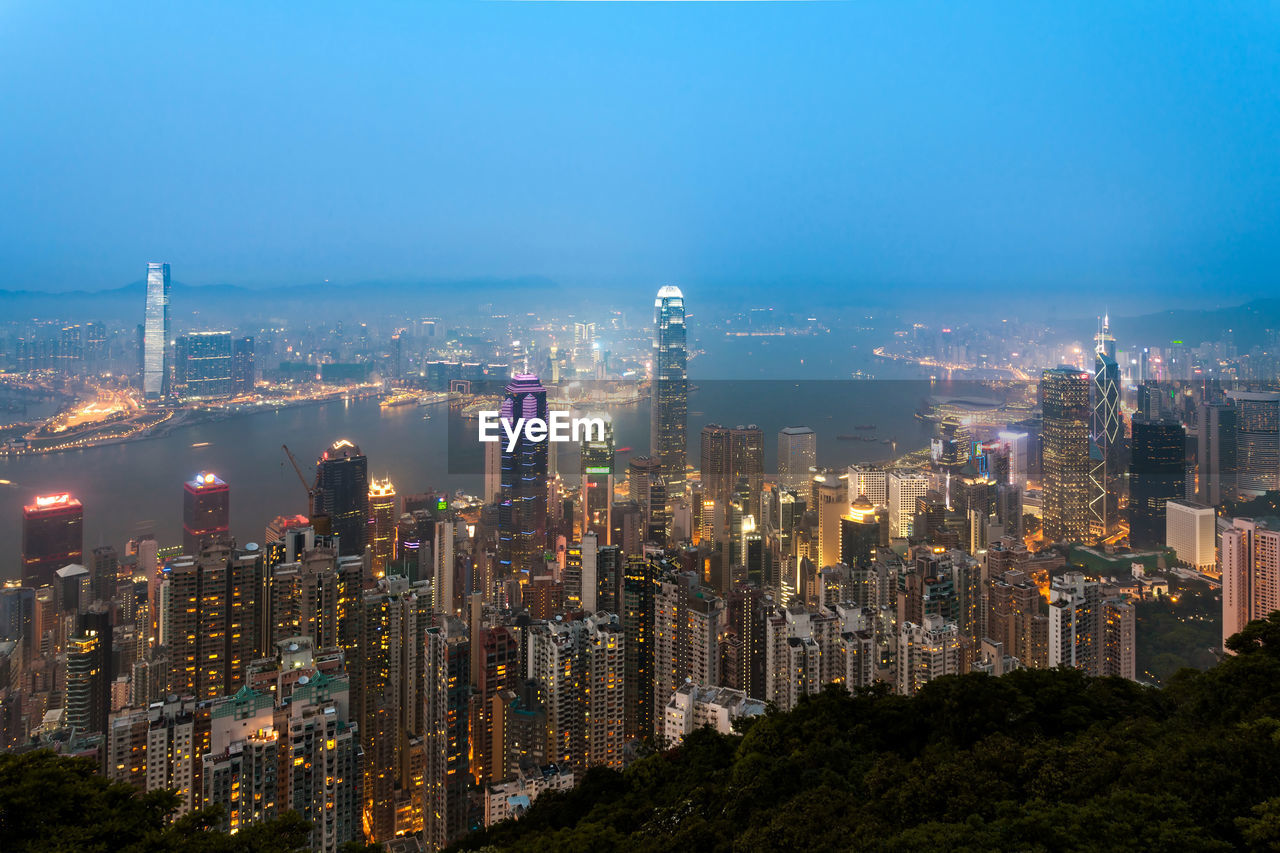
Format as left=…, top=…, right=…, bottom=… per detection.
left=454, top=613, right=1280, bottom=853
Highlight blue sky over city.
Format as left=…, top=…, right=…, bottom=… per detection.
left=1, top=1, right=1278, bottom=312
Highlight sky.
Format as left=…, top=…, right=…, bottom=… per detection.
left=1, top=1, right=1278, bottom=314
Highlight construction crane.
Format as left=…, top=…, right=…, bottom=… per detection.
left=281, top=443, right=316, bottom=514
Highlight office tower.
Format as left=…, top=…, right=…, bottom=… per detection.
left=1165, top=500, right=1216, bottom=572
left=353, top=576, right=433, bottom=842
left=897, top=615, right=962, bottom=696
left=368, top=477, right=397, bottom=579
left=143, top=262, right=171, bottom=400
left=528, top=613, right=625, bottom=772
left=662, top=683, right=766, bottom=747
left=423, top=615, right=471, bottom=850
left=1197, top=400, right=1237, bottom=506
left=1129, top=418, right=1186, bottom=549
left=1090, top=315, right=1122, bottom=538
left=315, top=439, right=370, bottom=557
left=778, top=427, right=817, bottom=492
left=651, top=286, right=688, bottom=492
left=498, top=374, right=549, bottom=577
left=628, top=455, right=665, bottom=541
left=580, top=414, right=614, bottom=542
left=22, top=493, right=84, bottom=589
left=887, top=472, right=929, bottom=539
left=65, top=605, right=112, bottom=735
left=622, top=558, right=659, bottom=740
left=232, top=336, right=255, bottom=394
left=174, top=331, right=234, bottom=399
left=1230, top=391, right=1280, bottom=497
left=700, top=424, right=765, bottom=520
left=1221, top=518, right=1280, bottom=649
left=183, top=472, right=230, bottom=556
left=1041, top=367, right=1092, bottom=542
left=483, top=438, right=501, bottom=505
left=840, top=498, right=881, bottom=570
left=813, top=471, right=847, bottom=569
left=162, top=539, right=265, bottom=700
left=1100, top=598, right=1136, bottom=680
left=995, top=431, right=1030, bottom=490
left=848, top=465, right=888, bottom=507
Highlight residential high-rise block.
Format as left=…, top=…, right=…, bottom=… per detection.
left=527, top=613, right=625, bottom=771
left=161, top=539, right=265, bottom=701
left=423, top=615, right=471, bottom=851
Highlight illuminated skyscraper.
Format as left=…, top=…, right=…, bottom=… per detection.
left=368, top=477, right=397, bottom=578
left=651, top=286, right=687, bottom=493
left=174, top=331, right=233, bottom=399
left=143, top=262, right=171, bottom=400
left=315, top=440, right=369, bottom=557
left=701, top=424, right=765, bottom=521
left=498, top=374, right=549, bottom=577
left=423, top=615, right=471, bottom=850
left=1197, top=400, right=1237, bottom=506
left=1230, top=391, right=1280, bottom=498
left=580, top=413, right=614, bottom=543
left=1128, top=418, right=1186, bottom=549
left=1041, top=367, right=1092, bottom=543
left=183, top=472, right=230, bottom=557
left=1090, top=314, right=1121, bottom=538
left=778, top=427, right=816, bottom=493
left=22, top=493, right=84, bottom=588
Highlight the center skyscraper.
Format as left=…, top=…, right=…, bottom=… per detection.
left=651, top=286, right=687, bottom=495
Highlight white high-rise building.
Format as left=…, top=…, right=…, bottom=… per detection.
left=143, top=262, right=171, bottom=400
left=778, top=427, right=817, bottom=492
left=996, top=431, right=1030, bottom=489
left=1165, top=500, right=1216, bottom=573
left=662, top=683, right=766, bottom=746
left=848, top=465, right=888, bottom=507
left=887, top=472, right=930, bottom=539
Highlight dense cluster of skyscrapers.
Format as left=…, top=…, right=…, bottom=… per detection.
left=8, top=282, right=1280, bottom=851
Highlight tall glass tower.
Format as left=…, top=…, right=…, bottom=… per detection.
left=143, top=262, right=171, bottom=400
left=315, top=439, right=369, bottom=557
left=498, top=374, right=549, bottom=577
left=651, top=285, right=687, bottom=494
left=1041, top=366, right=1092, bottom=543
left=1090, top=314, right=1121, bottom=538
